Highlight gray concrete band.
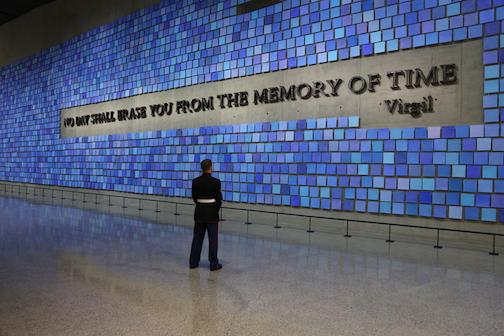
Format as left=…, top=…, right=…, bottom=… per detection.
left=1, top=180, right=502, bottom=254
left=60, top=40, right=483, bottom=138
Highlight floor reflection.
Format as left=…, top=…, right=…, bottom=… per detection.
left=0, top=196, right=503, bottom=336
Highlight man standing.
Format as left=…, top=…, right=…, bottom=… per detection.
left=189, top=159, right=223, bottom=271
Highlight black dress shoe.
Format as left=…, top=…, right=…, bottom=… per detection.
left=190, top=264, right=199, bottom=269
left=210, top=263, right=222, bottom=271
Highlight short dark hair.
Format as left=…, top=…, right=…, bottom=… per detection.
left=200, top=159, right=212, bottom=172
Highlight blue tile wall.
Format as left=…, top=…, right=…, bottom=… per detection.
left=0, top=0, right=503, bottom=223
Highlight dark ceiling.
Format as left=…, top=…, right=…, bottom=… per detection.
left=0, top=0, right=56, bottom=26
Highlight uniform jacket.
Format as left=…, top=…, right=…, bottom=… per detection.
left=192, top=173, right=222, bottom=223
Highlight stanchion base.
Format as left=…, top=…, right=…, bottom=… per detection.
left=434, top=245, right=443, bottom=249
left=307, top=230, right=315, bottom=233
left=274, top=225, right=282, bottom=229
left=121, top=206, right=127, bottom=208
left=174, top=213, right=181, bottom=216
left=82, top=201, right=87, bottom=203
left=155, top=210, right=161, bottom=213
left=245, top=222, right=252, bottom=225
left=344, top=234, right=352, bottom=238
left=386, top=239, right=395, bottom=243
left=138, top=208, right=143, bottom=211
left=220, top=219, right=226, bottom=222
left=489, top=252, right=499, bottom=256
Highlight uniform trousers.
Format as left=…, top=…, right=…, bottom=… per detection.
left=189, top=222, right=218, bottom=267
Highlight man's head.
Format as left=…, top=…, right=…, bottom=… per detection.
left=200, top=159, right=212, bottom=173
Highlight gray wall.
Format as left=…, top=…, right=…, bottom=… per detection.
left=0, top=0, right=160, bottom=68
left=0, top=0, right=498, bottom=243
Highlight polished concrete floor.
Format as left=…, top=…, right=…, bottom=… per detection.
left=0, top=195, right=503, bottom=336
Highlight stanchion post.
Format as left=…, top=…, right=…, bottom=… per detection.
left=122, top=197, right=127, bottom=208
left=220, top=207, right=225, bottom=221
left=245, top=209, right=252, bottom=225
left=386, top=224, right=394, bottom=243
left=108, top=195, right=112, bottom=207
left=344, top=219, right=352, bottom=238
left=95, top=193, right=99, bottom=205
left=307, top=217, right=314, bottom=233
left=82, top=192, right=87, bottom=203
left=274, top=213, right=281, bottom=229
left=71, top=191, right=75, bottom=202
left=174, top=203, right=180, bottom=216
left=155, top=200, right=160, bottom=213
left=489, top=235, right=499, bottom=256
left=138, top=199, right=143, bottom=211
left=434, top=229, right=443, bottom=249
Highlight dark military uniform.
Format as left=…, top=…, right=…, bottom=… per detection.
left=189, top=172, right=223, bottom=268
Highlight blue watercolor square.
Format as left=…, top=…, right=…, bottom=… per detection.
left=481, top=208, right=496, bottom=222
